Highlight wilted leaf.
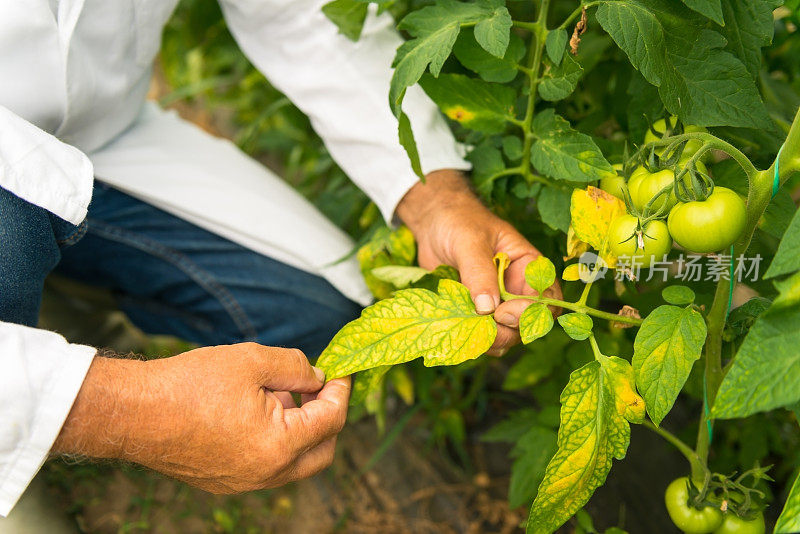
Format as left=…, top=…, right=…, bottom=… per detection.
left=317, top=280, right=497, bottom=378
left=570, top=187, right=626, bottom=263
left=612, top=305, right=641, bottom=329
left=565, top=225, right=591, bottom=261
left=633, top=305, right=707, bottom=426
left=527, top=357, right=643, bottom=533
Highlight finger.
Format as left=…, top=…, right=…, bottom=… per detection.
left=283, top=377, right=350, bottom=453
left=505, top=253, right=541, bottom=295
left=273, top=391, right=297, bottom=409
left=486, top=324, right=520, bottom=357
left=453, top=240, right=500, bottom=315
left=245, top=344, right=325, bottom=393
left=493, top=299, right=534, bottom=329
left=284, top=437, right=337, bottom=483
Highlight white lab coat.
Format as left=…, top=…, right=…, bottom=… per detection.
left=0, top=0, right=468, bottom=515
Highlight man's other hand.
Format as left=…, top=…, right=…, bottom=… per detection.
left=53, top=343, right=350, bottom=493
left=397, top=169, right=562, bottom=357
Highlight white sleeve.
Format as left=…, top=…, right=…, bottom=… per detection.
left=0, top=322, right=95, bottom=517
left=218, top=0, right=470, bottom=223
left=0, top=105, right=94, bottom=225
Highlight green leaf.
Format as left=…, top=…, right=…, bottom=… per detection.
left=525, top=256, right=557, bottom=294
left=538, top=54, right=584, bottom=102
left=538, top=186, right=573, bottom=233
left=761, top=189, right=796, bottom=239
left=390, top=0, right=501, bottom=114
left=317, top=279, right=497, bottom=378
left=557, top=313, right=594, bottom=341
left=765, top=207, right=800, bottom=278
left=719, top=0, right=775, bottom=79
left=661, top=285, right=696, bottom=305
left=357, top=226, right=416, bottom=299
left=467, top=141, right=506, bottom=198
left=633, top=305, right=706, bottom=426
left=372, top=266, right=430, bottom=288
left=473, top=1, right=512, bottom=58
left=509, top=427, right=558, bottom=508
left=322, top=0, right=369, bottom=41
left=530, top=110, right=615, bottom=182
left=713, top=273, right=800, bottom=418
left=519, top=304, right=555, bottom=345
left=420, top=73, right=516, bottom=134
left=724, top=297, right=772, bottom=340
left=502, top=135, right=523, bottom=161
left=350, top=366, right=391, bottom=406
left=545, top=28, right=568, bottom=65
left=775, top=470, right=800, bottom=533
left=398, top=112, right=424, bottom=178
left=595, top=0, right=771, bottom=128
left=680, top=0, right=724, bottom=25
left=526, top=357, right=644, bottom=533
left=453, top=30, right=525, bottom=83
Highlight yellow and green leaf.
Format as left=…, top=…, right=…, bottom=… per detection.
left=525, top=256, right=556, bottom=294
left=519, top=303, right=554, bottom=344
left=317, top=279, right=497, bottom=378
left=527, top=356, right=643, bottom=533
left=570, top=186, right=626, bottom=266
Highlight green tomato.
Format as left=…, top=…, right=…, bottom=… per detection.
left=608, top=215, right=672, bottom=267
left=627, top=166, right=649, bottom=205
left=634, top=160, right=709, bottom=213
left=668, top=187, right=747, bottom=253
left=665, top=478, right=724, bottom=534
left=712, top=512, right=765, bottom=534
left=644, top=116, right=708, bottom=159
left=600, top=164, right=626, bottom=200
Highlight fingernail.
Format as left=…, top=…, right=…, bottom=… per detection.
left=475, top=294, right=495, bottom=314
left=496, top=313, right=517, bottom=328
left=313, top=366, right=326, bottom=383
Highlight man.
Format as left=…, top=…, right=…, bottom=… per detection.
left=0, top=0, right=559, bottom=516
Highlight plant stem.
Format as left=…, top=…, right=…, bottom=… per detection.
left=694, top=108, right=800, bottom=467
left=519, top=0, right=550, bottom=184
left=589, top=334, right=603, bottom=360
left=500, top=291, right=643, bottom=326
left=644, top=420, right=707, bottom=477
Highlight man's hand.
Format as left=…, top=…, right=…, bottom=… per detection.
left=397, top=169, right=562, bottom=356
left=53, top=343, right=350, bottom=493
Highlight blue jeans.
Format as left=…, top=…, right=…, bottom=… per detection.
left=0, top=184, right=361, bottom=357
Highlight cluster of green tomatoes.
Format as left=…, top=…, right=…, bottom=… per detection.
left=664, top=477, right=766, bottom=534
left=599, top=118, right=748, bottom=268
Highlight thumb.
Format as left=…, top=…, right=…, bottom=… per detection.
left=246, top=345, right=326, bottom=393
left=453, top=240, right=500, bottom=315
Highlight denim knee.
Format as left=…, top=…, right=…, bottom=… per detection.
left=0, top=187, right=85, bottom=325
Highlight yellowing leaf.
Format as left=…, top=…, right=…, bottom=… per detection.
left=525, top=256, right=556, bottom=294
left=570, top=187, right=626, bottom=264
left=564, top=225, right=590, bottom=261
left=317, top=279, right=497, bottom=378
left=527, top=356, right=642, bottom=533
left=358, top=226, right=417, bottom=299
left=633, top=305, right=706, bottom=426
left=562, top=263, right=583, bottom=281
left=350, top=366, right=391, bottom=406
left=519, top=303, right=554, bottom=344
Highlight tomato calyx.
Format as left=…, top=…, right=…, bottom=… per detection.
left=706, top=467, right=771, bottom=521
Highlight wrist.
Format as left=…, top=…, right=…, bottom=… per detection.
left=396, top=169, right=484, bottom=233
left=52, top=355, right=153, bottom=461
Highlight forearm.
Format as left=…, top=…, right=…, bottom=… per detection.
left=52, top=356, right=151, bottom=461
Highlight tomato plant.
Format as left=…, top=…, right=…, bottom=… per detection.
left=163, top=0, right=800, bottom=531
left=311, top=0, right=800, bottom=531
left=714, top=512, right=766, bottom=534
